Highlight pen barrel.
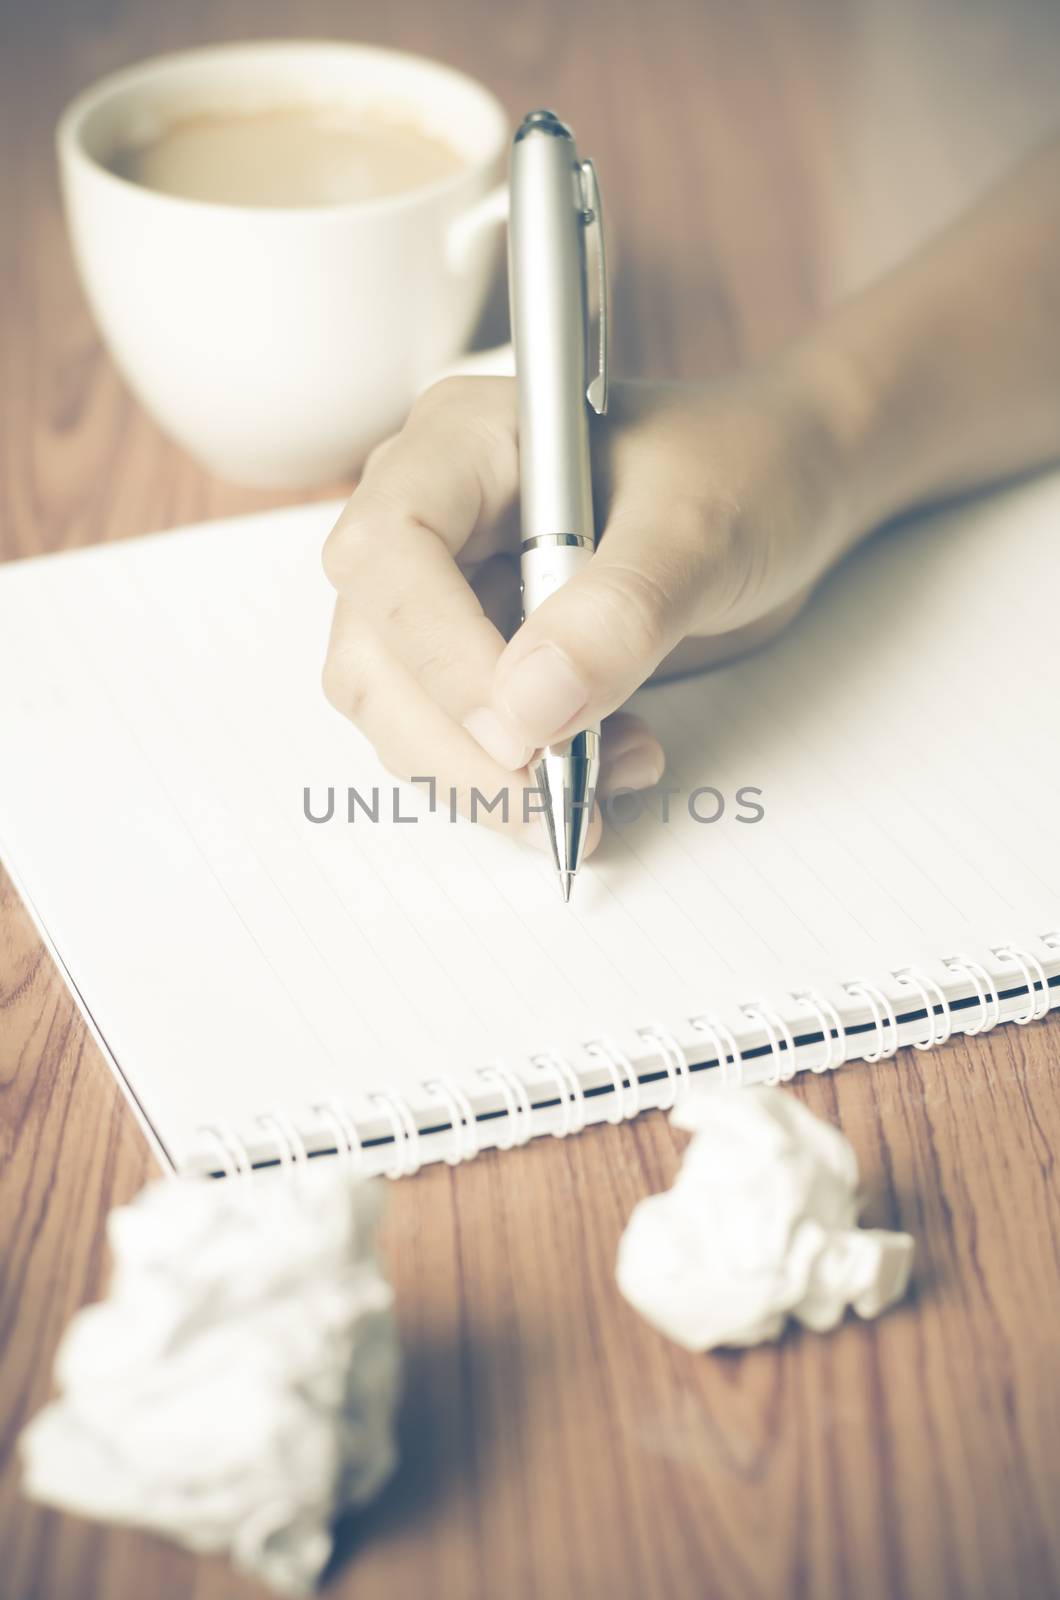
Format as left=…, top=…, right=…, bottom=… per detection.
left=509, top=125, right=594, bottom=543
left=521, top=538, right=592, bottom=617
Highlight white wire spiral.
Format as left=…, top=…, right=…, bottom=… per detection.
left=583, top=1038, right=641, bottom=1122
left=688, top=1013, right=744, bottom=1086
left=196, top=1122, right=251, bottom=1180
left=194, top=935, right=1057, bottom=1179
left=740, top=999, right=796, bottom=1085
left=476, top=1064, right=534, bottom=1149
left=993, top=943, right=1049, bottom=1024
left=311, top=1099, right=364, bottom=1167
left=637, top=1023, right=690, bottom=1109
left=369, top=1091, right=421, bottom=1178
left=893, top=967, right=952, bottom=1051
left=422, top=1076, right=481, bottom=1164
left=842, top=979, right=898, bottom=1062
left=531, top=1051, right=587, bottom=1138
left=792, top=989, right=845, bottom=1072
left=942, top=955, right=1000, bottom=1035
left=256, top=1111, right=309, bottom=1167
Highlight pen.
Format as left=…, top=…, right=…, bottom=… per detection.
left=508, top=108, right=609, bottom=903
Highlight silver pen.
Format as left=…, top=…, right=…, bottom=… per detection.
left=508, top=108, right=609, bottom=904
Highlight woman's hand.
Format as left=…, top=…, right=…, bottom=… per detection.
left=323, top=137, right=1060, bottom=855
left=322, top=363, right=854, bottom=852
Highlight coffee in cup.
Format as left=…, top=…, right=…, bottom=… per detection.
left=106, top=103, right=467, bottom=208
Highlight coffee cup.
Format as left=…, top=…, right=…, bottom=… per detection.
left=57, top=41, right=509, bottom=488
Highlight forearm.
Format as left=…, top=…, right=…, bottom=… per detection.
left=792, top=136, right=1060, bottom=542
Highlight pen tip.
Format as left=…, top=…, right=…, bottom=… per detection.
left=559, top=871, right=574, bottom=904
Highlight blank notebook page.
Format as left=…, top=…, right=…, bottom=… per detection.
left=0, top=470, right=1057, bottom=1172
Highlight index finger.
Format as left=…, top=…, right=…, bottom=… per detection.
left=323, top=377, right=527, bottom=767
left=324, top=375, right=520, bottom=582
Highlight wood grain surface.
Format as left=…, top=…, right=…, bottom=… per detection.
left=2, top=2, right=1060, bottom=1598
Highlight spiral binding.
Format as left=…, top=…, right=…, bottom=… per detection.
left=583, top=1038, right=642, bottom=1121
left=198, top=1121, right=252, bottom=1180
left=637, top=1024, right=690, bottom=1109
left=257, top=1111, right=310, bottom=1165
left=842, top=979, right=898, bottom=1062
left=993, top=944, right=1049, bottom=1024
left=792, top=989, right=845, bottom=1073
left=740, top=999, right=796, bottom=1086
left=312, top=1098, right=364, bottom=1165
left=192, top=932, right=1058, bottom=1179
left=477, top=1064, right=533, bottom=1148
left=423, top=1076, right=479, bottom=1165
left=370, top=1091, right=421, bottom=1178
left=531, top=1051, right=588, bottom=1138
left=688, top=1013, right=744, bottom=1086
left=893, top=967, right=952, bottom=1051
left=942, top=955, right=999, bottom=1035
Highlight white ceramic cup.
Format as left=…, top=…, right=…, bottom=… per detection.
left=57, top=41, right=509, bottom=488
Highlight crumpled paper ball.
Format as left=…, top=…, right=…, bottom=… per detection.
left=616, top=1086, right=914, bottom=1350
left=20, top=1161, right=400, bottom=1595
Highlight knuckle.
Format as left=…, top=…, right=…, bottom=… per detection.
left=461, top=412, right=518, bottom=507
left=359, top=433, right=397, bottom=482
left=590, top=562, right=672, bottom=662
left=414, top=373, right=513, bottom=414
left=673, top=494, right=756, bottom=617
left=670, top=492, right=739, bottom=564
left=321, top=628, right=387, bottom=724
left=413, top=630, right=465, bottom=685
left=320, top=650, right=348, bottom=714
left=322, top=509, right=372, bottom=589
left=411, top=377, right=517, bottom=467
left=321, top=518, right=348, bottom=590
left=411, top=374, right=472, bottom=419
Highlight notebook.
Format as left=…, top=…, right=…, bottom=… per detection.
left=1, top=471, right=1058, bottom=1178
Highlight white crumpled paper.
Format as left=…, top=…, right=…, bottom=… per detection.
left=20, top=1161, right=399, bottom=1595
left=616, top=1086, right=914, bottom=1350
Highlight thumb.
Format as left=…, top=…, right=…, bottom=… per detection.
left=485, top=502, right=734, bottom=752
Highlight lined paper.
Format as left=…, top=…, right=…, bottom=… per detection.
left=0, top=471, right=1058, bottom=1170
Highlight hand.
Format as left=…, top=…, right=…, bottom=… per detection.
left=322, top=364, right=853, bottom=853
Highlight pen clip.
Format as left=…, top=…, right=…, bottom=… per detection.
left=579, top=158, right=609, bottom=415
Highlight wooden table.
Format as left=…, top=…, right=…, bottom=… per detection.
left=3, top=2, right=1060, bottom=1596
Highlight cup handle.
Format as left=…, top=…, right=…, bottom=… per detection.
left=446, top=183, right=509, bottom=273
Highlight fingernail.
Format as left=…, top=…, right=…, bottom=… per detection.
left=462, top=707, right=533, bottom=771
left=606, top=746, right=665, bottom=792
left=500, top=645, right=588, bottom=738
